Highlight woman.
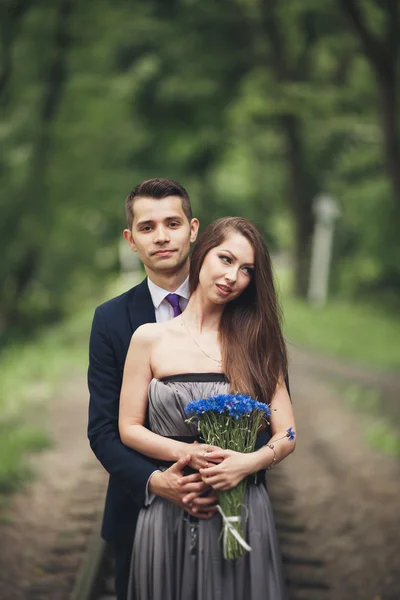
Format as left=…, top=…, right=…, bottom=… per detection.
left=119, top=217, right=296, bottom=600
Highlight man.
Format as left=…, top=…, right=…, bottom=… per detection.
left=88, top=178, right=217, bottom=600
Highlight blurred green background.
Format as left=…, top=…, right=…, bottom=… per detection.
left=1, top=0, right=399, bottom=492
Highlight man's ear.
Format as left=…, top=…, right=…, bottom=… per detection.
left=123, top=229, right=137, bottom=252
left=190, top=218, right=200, bottom=243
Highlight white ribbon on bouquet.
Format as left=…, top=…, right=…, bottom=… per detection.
left=216, top=505, right=252, bottom=555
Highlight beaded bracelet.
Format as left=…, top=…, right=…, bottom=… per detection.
left=266, top=443, right=277, bottom=470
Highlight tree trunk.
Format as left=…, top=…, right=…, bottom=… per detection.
left=281, top=113, right=314, bottom=297
left=258, top=0, right=317, bottom=298
left=5, top=0, right=74, bottom=335
left=0, top=0, right=32, bottom=105
left=378, top=71, right=400, bottom=210
left=340, top=0, right=400, bottom=209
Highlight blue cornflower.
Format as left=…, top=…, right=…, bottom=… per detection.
left=185, top=394, right=271, bottom=419
left=286, top=427, right=296, bottom=441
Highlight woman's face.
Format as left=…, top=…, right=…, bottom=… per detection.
left=198, top=232, right=255, bottom=305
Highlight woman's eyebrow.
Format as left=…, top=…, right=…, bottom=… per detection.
left=220, top=248, right=236, bottom=258
left=220, top=249, right=254, bottom=266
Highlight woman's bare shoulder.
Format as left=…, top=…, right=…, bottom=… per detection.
left=131, top=322, right=162, bottom=345
left=131, top=321, right=174, bottom=345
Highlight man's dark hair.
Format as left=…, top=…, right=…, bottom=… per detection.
left=125, top=178, right=193, bottom=230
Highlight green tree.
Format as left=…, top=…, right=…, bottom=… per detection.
left=340, top=0, right=400, bottom=211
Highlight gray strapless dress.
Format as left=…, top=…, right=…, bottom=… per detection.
left=129, top=374, right=287, bottom=600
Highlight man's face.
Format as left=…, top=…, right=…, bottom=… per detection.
left=124, top=196, right=199, bottom=276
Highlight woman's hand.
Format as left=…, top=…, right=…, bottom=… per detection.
left=184, top=441, right=222, bottom=471
left=199, top=449, right=257, bottom=491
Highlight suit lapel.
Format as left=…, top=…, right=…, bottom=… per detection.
left=127, top=278, right=156, bottom=332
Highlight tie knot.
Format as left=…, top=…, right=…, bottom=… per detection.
left=165, top=293, right=182, bottom=317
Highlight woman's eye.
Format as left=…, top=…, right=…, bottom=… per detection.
left=219, top=255, right=231, bottom=263
left=242, top=267, right=253, bottom=276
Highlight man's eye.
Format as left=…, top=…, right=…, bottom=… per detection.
left=169, top=222, right=179, bottom=228
left=141, top=226, right=152, bottom=232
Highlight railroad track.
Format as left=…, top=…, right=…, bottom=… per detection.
left=268, top=469, right=329, bottom=600
left=69, top=469, right=329, bottom=600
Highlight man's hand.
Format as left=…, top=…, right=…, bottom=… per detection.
left=148, top=455, right=217, bottom=519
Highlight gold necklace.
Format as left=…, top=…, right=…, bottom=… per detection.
left=181, top=314, right=222, bottom=367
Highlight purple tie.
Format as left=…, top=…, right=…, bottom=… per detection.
left=165, top=293, right=182, bottom=317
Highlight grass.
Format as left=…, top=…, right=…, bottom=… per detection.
left=0, top=299, right=101, bottom=498
left=275, top=265, right=400, bottom=371
left=0, top=275, right=137, bottom=502
left=335, top=382, right=400, bottom=456
left=0, top=423, right=52, bottom=493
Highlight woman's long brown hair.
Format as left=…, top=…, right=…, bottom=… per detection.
left=189, top=217, right=287, bottom=405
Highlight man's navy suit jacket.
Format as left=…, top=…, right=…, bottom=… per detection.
left=88, top=278, right=158, bottom=547
left=88, top=277, right=291, bottom=549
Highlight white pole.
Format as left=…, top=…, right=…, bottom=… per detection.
left=308, top=195, right=340, bottom=307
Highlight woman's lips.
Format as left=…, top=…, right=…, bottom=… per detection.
left=216, top=284, right=232, bottom=296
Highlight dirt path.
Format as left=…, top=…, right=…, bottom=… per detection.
left=0, top=350, right=398, bottom=600
left=0, top=373, right=107, bottom=600
left=290, top=345, right=400, bottom=424
left=281, top=349, right=400, bottom=600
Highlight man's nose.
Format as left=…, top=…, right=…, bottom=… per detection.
left=153, top=225, right=170, bottom=244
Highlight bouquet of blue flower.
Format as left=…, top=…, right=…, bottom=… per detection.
left=185, top=393, right=271, bottom=561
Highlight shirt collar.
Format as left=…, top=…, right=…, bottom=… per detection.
left=147, top=276, right=190, bottom=310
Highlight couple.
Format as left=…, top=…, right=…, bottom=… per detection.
left=88, top=178, right=296, bottom=600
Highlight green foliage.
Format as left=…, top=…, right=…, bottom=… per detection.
left=0, top=0, right=399, bottom=341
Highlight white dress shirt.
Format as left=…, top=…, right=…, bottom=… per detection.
left=144, top=275, right=189, bottom=505
left=147, top=276, right=189, bottom=322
